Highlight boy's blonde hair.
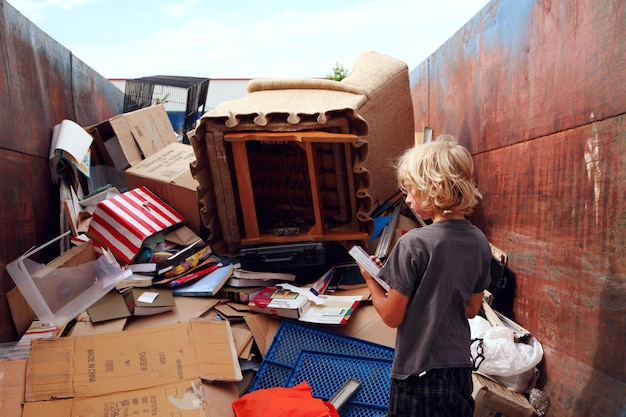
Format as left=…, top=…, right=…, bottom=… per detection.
left=395, top=135, right=482, bottom=215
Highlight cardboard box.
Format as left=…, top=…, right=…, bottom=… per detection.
left=23, top=321, right=242, bottom=416
left=472, top=373, right=536, bottom=417
left=6, top=286, right=37, bottom=336
left=125, top=142, right=201, bottom=234
left=87, top=104, right=178, bottom=169
left=0, top=359, right=27, bottom=417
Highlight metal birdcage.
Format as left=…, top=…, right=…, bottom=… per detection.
left=123, top=75, right=210, bottom=141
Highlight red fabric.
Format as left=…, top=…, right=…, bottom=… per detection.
left=232, top=382, right=340, bottom=417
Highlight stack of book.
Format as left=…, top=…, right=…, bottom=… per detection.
left=247, top=267, right=364, bottom=325
left=218, top=268, right=297, bottom=304
left=87, top=239, right=228, bottom=323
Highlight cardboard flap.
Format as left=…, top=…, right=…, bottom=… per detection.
left=0, top=359, right=28, bottom=417
left=190, top=321, right=243, bottom=382
left=243, top=314, right=282, bottom=357
left=121, top=105, right=177, bottom=162
left=25, top=337, right=75, bottom=402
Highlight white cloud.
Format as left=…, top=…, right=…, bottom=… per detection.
left=10, top=0, right=490, bottom=79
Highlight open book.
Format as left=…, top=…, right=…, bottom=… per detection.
left=49, top=119, right=93, bottom=179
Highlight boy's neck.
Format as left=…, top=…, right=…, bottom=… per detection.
left=432, top=212, right=465, bottom=222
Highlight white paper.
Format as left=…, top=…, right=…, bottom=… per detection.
left=137, top=291, right=160, bottom=303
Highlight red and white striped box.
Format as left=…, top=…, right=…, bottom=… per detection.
left=87, top=186, right=185, bottom=264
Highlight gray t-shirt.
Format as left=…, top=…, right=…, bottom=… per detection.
left=378, top=219, right=491, bottom=379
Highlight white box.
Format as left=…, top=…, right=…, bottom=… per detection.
left=5, top=232, right=125, bottom=326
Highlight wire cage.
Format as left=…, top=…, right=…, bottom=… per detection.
left=123, top=75, right=210, bottom=141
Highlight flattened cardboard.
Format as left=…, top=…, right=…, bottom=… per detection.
left=22, top=379, right=240, bottom=417
left=125, top=142, right=201, bottom=233
left=23, top=380, right=205, bottom=417
left=323, top=303, right=396, bottom=348
left=71, top=297, right=221, bottom=336
left=472, top=373, right=536, bottom=417
left=25, top=321, right=242, bottom=403
left=0, top=359, right=27, bottom=417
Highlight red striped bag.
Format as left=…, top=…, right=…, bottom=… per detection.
left=87, top=186, right=185, bottom=264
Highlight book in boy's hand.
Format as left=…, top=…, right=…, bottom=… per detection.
left=348, top=246, right=389, bottom=292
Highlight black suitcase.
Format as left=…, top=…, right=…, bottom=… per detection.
left=239, top=242, right=345, bottom=282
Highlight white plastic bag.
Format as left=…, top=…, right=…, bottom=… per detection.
left=469, top=316, right=544, bottom=378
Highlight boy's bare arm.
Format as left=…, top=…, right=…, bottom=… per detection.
left=465, top=292, right=483, bottom=318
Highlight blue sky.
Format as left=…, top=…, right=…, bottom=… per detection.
left=9, top=0, right=490, bottom=79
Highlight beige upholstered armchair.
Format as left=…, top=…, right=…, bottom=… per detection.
left=189, top=51, right=414, bottom=254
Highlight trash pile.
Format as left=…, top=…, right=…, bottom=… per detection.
left=2, top=95, right=547, bottom=417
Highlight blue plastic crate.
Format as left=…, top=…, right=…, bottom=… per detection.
left=287, top=350, right=392, bottom=417
left=249, top=320, right=395, bottom=417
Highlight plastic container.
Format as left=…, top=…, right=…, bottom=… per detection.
left=250, top=320, right=395, bottom=416
left=6, top=231, right=126, bottom=326
left=287, top=350, right=392, bottom=416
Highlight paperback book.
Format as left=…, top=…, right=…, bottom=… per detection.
left=172, top=264, right=234, bottom=297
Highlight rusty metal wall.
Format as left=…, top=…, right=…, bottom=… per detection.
left=410, top=0, right=624, bottom=415
left=0, top=1, right=123, bottom=341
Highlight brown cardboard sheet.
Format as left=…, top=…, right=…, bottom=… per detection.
left=25, top=321, right=242, bottom=403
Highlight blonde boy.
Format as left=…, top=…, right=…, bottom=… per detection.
left=358, top=135, right=491, bottom=417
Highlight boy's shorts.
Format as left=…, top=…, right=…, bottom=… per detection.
left=387, top=367, right=474, bottom=417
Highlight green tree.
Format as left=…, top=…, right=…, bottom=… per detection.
left=327, top=62, right=348, bottom=81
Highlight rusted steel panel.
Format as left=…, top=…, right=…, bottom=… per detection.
left=409, top=63, right=429, bottom=134
left=1, top=3, right=76, bottom=157
left=472, top=118, right=625, bottom=416
left=411, top=0, right=626, bottom=153
left=0, top=149, right=58, bottom=341
left=411, top=0, right=625, bottom=415
left=71, top=57, right=124, bottom=126
left=0, top=1, right=122, bottom=158
left=0, top=1, right=123, bottom=342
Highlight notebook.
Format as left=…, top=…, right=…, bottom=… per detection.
left=172, top=264, right=234, bottom=297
